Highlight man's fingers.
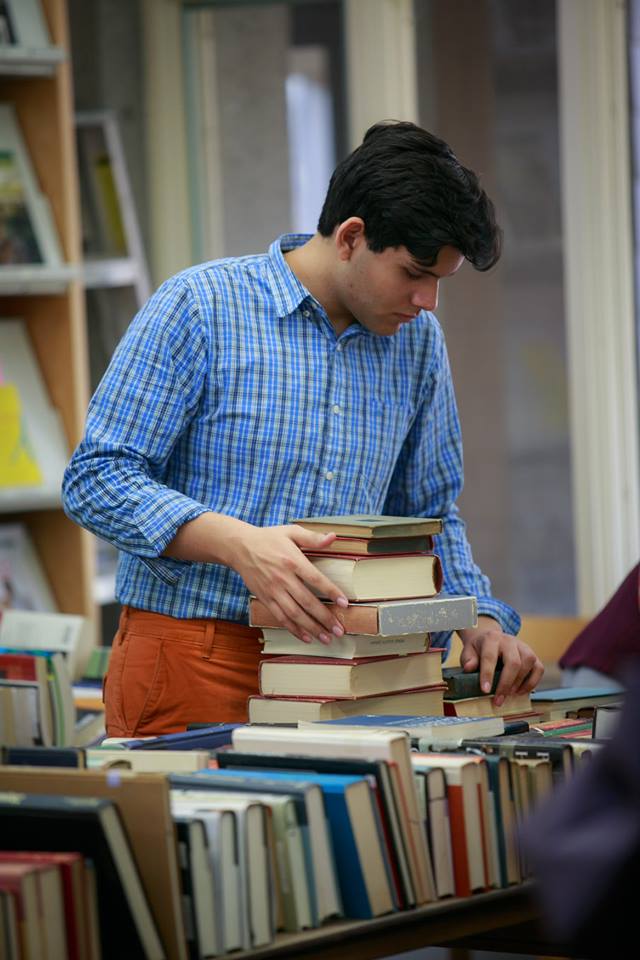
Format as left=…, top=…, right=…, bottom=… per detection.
left=297, top=556, right=349, bottom=611
left=477, top=636, right=500, bottom=695
left=270, top=581, right=344, bottom=644
left=513, top=659, right=545, bottom=695
left=288, top=525, right=338, bottom=551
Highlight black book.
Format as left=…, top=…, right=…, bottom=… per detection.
left=0, top=791, right=165, bottom=959
left=2, top=745, right=86, bottom=768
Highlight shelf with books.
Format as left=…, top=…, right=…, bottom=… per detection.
left=0, top=0, right=95, bottom=630
left=0, top=0, right=65, bottom=76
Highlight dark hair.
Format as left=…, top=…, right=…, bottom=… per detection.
left=317, top=120, right=501, bottom=271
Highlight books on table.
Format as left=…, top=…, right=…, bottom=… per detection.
left=530, top=686, right=624, bottom=720
left=249, top=513, right=479, bottom=726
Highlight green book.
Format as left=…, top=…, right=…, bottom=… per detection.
left=442, top=664, right=503, bottom=700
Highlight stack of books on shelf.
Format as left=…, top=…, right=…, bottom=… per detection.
left=249, top=514, right=479, bottom=723
left=0, top=609, right=104, bottom=748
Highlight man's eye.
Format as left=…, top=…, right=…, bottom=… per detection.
left=405, top=268, right=422, bottom=280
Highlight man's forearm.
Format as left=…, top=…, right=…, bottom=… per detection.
left=163, top=511, right=252, bottom=567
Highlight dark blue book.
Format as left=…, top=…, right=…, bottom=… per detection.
left=124, top=723, right=243, bottom=751
left=310, top=713, right=505, bottom=740
left=2, top=745, right=85, bottom=767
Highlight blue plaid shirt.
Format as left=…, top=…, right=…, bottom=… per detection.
left=63, top=234, right=519, bottom=644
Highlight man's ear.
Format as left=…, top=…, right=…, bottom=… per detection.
left=334, top=217, right=366, bottom=261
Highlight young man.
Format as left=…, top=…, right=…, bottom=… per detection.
left=63, top=121, right=544, bottom=736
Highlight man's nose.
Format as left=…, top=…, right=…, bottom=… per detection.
left=411, top=279, right=438, bottom=311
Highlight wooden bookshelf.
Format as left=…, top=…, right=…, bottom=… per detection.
left=225, top=885, right=544, bottom=960
left=0, top=0, right=95, bottom=625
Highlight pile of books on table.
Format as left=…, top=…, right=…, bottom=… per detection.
left=248, top=514, right=479, bottom=723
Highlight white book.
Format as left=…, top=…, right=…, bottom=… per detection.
left=172, top=791, right=273, bottom=950
left=261, top=628, right=429, bottom=659
left=86, top=749, right=211, bottom=773
left=4, top=0, right=51, bottom=48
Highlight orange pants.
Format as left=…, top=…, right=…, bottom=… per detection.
left=104, top=606, right=263, bottom=737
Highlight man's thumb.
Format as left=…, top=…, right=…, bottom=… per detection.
left=460, top=648, right=479, bottom=672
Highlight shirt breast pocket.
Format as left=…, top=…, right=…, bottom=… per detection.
left=354, top=397, right=415, bottom=506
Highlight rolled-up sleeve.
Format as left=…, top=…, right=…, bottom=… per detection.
left=383, top=317, right=520, bottom=646
left=62, top=276, right=211, bottom=585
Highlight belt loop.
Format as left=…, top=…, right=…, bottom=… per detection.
left=202, top=621, right=216, bottom=660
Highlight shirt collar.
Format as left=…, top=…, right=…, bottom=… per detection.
left=266, top=233, right=316, bottom=319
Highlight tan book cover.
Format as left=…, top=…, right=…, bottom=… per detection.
left=0, top=767, right=186, bottom=960
left=250, top=594, right=477, bottom=636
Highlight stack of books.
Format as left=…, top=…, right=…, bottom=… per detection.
left=248, top=515, right=478, bottom=723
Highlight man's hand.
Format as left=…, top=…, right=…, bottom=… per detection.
left=222, top=522, right=348, bottom=646
left=458, top=615, right=544, bottom=706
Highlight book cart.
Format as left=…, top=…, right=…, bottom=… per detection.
left=0, top=0, right=95, bottom=628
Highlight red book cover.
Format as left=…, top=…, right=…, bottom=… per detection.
left=0, top=652, right=40, bottom=681
left=445, top=785, right=471, bottom=897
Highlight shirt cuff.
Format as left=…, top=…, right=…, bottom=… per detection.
left=475, top=597, right=521, bottom=636
left=131, top=493, right=211, bottom=586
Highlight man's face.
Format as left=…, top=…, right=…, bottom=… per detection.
left=335, top=223, right=464, bottom=336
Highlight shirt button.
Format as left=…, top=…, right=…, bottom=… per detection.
left=302, top=309, right=311, bottom=318
left=332, top=404, right=341, bottom=415
left=325, top=470, right=334, bottom=480
left=336, top=342, right=343, bottom=351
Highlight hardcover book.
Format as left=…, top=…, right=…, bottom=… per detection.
left=306, top=552, right=443, bottom=601
left=260, top=627, right=429, bottom=660
left=308, top=713, right=505, bottom=741
left=292, top=514, right=443, bottom=538
left=250, top=594, right=477, bottom=636
left=443, top=664, right=503, bottom=700
left=258, top=650, right=443, bottom=698
left=443, top=690, right=535, bottom=720
left=306, top=534, right=434, bottom=555
left=248, top=684, right=446, bottom=724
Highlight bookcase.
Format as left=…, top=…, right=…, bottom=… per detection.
left=0, top=0, right=94, bottom=625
